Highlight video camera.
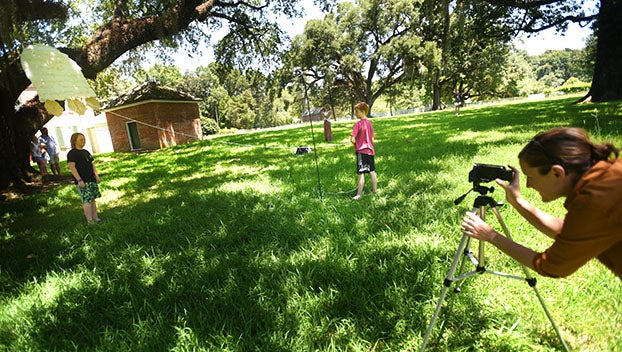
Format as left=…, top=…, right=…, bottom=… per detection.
left=468, top=164, right=513, bottom=184
left=454, top=164, right=513, bottom=205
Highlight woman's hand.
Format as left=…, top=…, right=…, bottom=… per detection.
left=461, top=211, right=497, bottom=242
left=495, top=165, right=521, bottom=205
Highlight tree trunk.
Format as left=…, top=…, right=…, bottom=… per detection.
left=0, top=52, right=44, bottom=190
left=0, top=97, right=51, bottom=190
left=432, top=71, right=442, bottom=110
left=432, top=0, right=450, bottom=111
left=0, top=109, right=27, bottom=191
left=587, top=0, right=622, bottom=102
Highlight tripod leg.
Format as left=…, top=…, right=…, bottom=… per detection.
left=477, top=205, right=487, bottom=270
left=490, top=206, right=570, bottom=352
left=453, top=206, right=482, bottom=293
left=451, top=236, right=471, bottom=293
left=420, top=234, right=470, bottom=352
left=530, top=284, right=570, bottom=352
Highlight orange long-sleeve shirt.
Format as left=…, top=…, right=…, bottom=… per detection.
left=533, top=159, right=622, bottom=278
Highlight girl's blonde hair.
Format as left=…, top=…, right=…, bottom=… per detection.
left=70, top=133, right=85, bottom=149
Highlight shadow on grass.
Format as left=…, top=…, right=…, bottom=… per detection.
left=1, top=183, right=455, bottom=350
left=1, top=97, right=618, bottom=350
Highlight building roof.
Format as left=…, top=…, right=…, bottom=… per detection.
left=302, top=107, right=324, bottom=117
left=102, top=81, right=200, bottom=110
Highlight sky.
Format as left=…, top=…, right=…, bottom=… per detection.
left=513, top=22, right=592, bottom=55
left=170, top=0, right=592, bottom=72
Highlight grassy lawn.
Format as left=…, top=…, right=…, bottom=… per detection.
left=1, top=95, right=620, bottom=351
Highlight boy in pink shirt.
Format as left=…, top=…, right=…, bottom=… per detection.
left=350, top=102, right=377, bottom=200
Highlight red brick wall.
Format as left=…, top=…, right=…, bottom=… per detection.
left=105, top=101, right=202, bottom=152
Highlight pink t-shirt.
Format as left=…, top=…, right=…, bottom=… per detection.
left=351, top=118, right=375, bottom=155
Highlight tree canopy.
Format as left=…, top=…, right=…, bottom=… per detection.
left=288, top=0, right=429, bottom=113
left=0, top=0, right=334, bottom=189
left=479, top=0, right=620, bottom=102
left=287, top=0, right=520, bottom=112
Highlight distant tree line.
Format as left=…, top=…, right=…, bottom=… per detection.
left=97, top=39, right=594, bottom=131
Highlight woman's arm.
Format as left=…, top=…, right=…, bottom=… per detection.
left=496, top=165, right=563, bottom=238
left=505, top=195, right=563, bottom=238
left=461, top=211, right=538, bottom=270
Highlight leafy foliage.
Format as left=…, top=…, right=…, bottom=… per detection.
left=530, top=49, right=592, bottom=88
left=551, top=77, right=591, bottom=94
left=201, top=115, right=220, bottom=135
left=288, top=0, right=433, bottom=113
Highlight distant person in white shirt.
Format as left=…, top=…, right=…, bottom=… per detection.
left=31, top=135, right=48, bottom=176
left=39, top=127, right=61, bottom=175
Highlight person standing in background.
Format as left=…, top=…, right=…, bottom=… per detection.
left=322, top=104, right=333, bottom=142
left=31, top=135, right=48, bottom=176
left=39, top=127, right=61, bottom=175
left=453, top=91, right=462, bottom=115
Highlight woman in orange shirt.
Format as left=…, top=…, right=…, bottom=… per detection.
left=461, top=127, right=621, bottom=278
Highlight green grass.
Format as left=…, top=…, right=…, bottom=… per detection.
left=1, top=95, right=621, bottom=351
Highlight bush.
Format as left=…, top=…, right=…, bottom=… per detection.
left=219, top=127, right=238, bottom=135
left=557, top=77, right=591, bottom=94
left=201, top=116, right=220, bottom=135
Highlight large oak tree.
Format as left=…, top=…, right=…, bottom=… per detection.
left=422, top=0, right=516, bottom=110
left=0, top=0, right=332, bottom=190
left=288, top=0, right=436, bottom=114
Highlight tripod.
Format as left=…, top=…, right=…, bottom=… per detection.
left=419, top=184, right=569, bottom=352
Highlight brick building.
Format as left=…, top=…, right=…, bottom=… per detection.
left=302, top=107, right=325, bottom=123
left=102, top=82, right=202, bottom=152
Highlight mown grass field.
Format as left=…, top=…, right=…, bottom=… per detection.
left=1, top=95, right=621, bottom=351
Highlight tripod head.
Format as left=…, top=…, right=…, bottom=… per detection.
left=472, top=182, right=495, bottom=195
left=454, top=182, right=496, bottom=206
left=456, top=163, right=514, bottom=205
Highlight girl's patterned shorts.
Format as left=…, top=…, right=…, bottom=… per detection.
left=77, top=182, right=101, bottom=203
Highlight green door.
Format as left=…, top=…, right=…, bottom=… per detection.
left=127, top=122, right=141, bottom=150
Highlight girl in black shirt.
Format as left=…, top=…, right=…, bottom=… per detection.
left=67, top=133, right=102, bottom=224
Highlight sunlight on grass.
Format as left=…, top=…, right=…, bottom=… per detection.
left=217, top=175, right=286, bottom=195
left=106, top=176, right=135, bottom=189
left=212, top=161, right=258, bottom=177
left=139, top=252, right=169, bottom=287
left=447, top=130, right=522, bottom=145
left=0, top=270, right=98, bottom=327
left=1, top=96, right=621, bottom=351
left=100, top=189, right=126, bottom=206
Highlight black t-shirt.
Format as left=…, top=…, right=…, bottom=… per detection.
left=67, top=149, right=95, bottom=183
